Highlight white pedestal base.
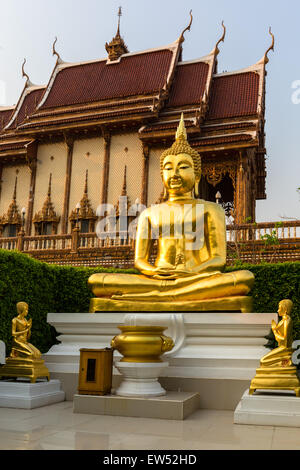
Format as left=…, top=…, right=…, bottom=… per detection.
left=45, top=311, right=276, bottom=408
left=0, top=379, right=65, bottom=409
left=114, top=361, right=169, bottom=397
left=234, top=389, right=300, bottom=427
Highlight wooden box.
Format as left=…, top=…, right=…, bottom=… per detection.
left=78, top=348, right=113, bottom=396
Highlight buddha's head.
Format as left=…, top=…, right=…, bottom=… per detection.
left=278, top=299, right=293, bottom=317
left=160, top=114, right=201, bottom=198
left=16, top=301, right=28, bottom=317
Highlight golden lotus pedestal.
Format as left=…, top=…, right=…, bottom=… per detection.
left=249, top=367, right=300, bottom=396
left=89, top=295, right=253, bottom=313
left=0, top=357, right=50, bottom=383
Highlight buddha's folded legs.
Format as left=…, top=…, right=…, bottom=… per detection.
left=11, top=340, right=41, bottom=359
left=110, top=270, right=254, bottom=301
left=260, top=346, right=293, bottom=367
left=89, top=272, right=166, bottom=297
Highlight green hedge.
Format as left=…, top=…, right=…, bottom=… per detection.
left=0, top=249, right=137, bottom=354
left=0, top=249, right=299, bottom=354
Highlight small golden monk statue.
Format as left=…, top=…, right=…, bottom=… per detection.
left=250, top=299, right=300, bottom=396
left=0, top=302, right=49, bottom=383
left=89, top=114, right=254, bottom=312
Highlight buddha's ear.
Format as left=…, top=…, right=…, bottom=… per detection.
left=194, top=175, right=200, bottom=198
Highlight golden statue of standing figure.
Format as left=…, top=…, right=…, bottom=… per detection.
left=0, top=302, right=50, bottom=383
left=89, top=114, right=254, bottom=313
left=250, top=299, right=300, bottom=396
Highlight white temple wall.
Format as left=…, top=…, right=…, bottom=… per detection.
left=107, top=133, right=143, bottom=207
left=69, top=137, right=104, bottom=216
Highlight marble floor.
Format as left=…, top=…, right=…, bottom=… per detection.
left=0, top=401, right=300, bottom=450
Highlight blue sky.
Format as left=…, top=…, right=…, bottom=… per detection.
left=0, top=0, right=299, bottom=222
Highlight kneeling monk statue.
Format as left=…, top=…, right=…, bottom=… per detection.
left=89, top=114, right=254, bottom=312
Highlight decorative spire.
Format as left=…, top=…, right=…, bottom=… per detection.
left=22, top=59, right=33, bottom=88
left=0, top=177, right=22, bottom=227
left=105, top=7, right=129, bottom=61
left=47, top=173, right=52, bottom=198
left=263, top=27, right=275, bottom=64
left=215, top=21, right=226, bottom=54
left=69, top=170, right=96, bottom=224
left=84, top=169, right=88, bottom=195
left=52, top=37, right=63, bottom=65
left=178, top=10, right=193, bottom=43
left=13, top=176, right=17, bottom=201
left=121, top=165, right=127, bottom=196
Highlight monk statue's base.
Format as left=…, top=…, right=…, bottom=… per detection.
left=0, top=357, right=50, bottom=383
left=89, top=295, right=253, bottom=313
left=249, top=366, right=300, bottom=396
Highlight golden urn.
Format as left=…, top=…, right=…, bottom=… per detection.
left=111, top=325, right=174, bottom=363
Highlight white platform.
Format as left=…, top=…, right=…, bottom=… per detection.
left=44, top=311, right=276, bottom=409
left=73, top=391, right=200, bottom=420
left=234, top=389, right=300, bottom=427
left=0, top=379, right=65, bottom=409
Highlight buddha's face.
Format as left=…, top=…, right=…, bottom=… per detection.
left=17, top=303, right=28, bottom=317
left=278, top=301, right=288, bottom=317
left=162, top=153, right=198, bottom=197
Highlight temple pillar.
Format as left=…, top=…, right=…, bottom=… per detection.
left=101, top=130, right=111, bottom=205
left=235, top=150, right=253, bottom=224
left=25, top=140, right=38, bottom=235
left=141, top=143, right=150, bottom=206
left=61, top=134, right=74, bottom=234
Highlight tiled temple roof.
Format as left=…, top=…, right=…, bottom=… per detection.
left=40, top=49, right=175, bottom=109
left=4, top=86, right=45, bottom=132
left=166, top=61, right=209, bottom=108
left=0, top=108, right=14, bottom=132
left=207, top=71, right=260, bottom=120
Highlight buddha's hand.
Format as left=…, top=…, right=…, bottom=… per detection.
left=153, top=267, right=193, bottom=280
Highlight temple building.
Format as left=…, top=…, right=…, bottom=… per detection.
left=0, top=13, right=279, bottom=266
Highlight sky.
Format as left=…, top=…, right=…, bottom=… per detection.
left=0, top=0, right=299, bottom=222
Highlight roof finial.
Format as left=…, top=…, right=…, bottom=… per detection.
left=105, top=7, right=129, bottom=61
left=117, top=6, right=122, bottom=36
left=264, top=27, right=275, bottom=64
left=52, top=37, right=63, bottom=64
left=215, top=21, right=226, bottom=54
left=179, top=10, right=193, bottom=43
left=22, top=58, right=32, bottom=87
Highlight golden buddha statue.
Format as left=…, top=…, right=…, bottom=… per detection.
left=89, top=114, right=254, bottom=313
left=0, top=302, right=50, bottom=383
left=250, top=299, right=300, bottom=396
left=11, top=302, right=41, bottom=359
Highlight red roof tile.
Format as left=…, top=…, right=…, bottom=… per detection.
left=0, top=108, right=14, bottom=132
left=8, top=88, right=45, bottom=129
left=207, top=72, right=259, bottom=120
left=167, top=62, right=209, bottom=108
left=41, top=50, right=174, bottom=109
